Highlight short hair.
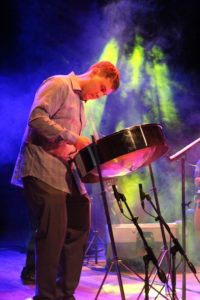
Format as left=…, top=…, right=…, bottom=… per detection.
left=89, top=61, right=120, bottom=91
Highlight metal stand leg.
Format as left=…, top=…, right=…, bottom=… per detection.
left=171, top=245, right=178, bottom=300
left=85, top=230, right=103, bottom=264
left=84, top=194, right=104, bottom=265
left=147, top=164, right=173, bottom=296
left=143, top=255, right=150, bottom=300
left=181, top=158, right=186, bottom=300
left=91, top=136, right=126, bottom=299
left=148, top=164, right=171, bottom=269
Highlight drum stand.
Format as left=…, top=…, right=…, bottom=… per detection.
left=91, top=137, right=168, bottom=300
left=91, top=136, right=126, bottom=299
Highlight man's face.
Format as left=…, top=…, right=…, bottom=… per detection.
left=82, top=74, right=114, bottom=101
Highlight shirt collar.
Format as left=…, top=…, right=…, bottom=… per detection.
left=68, top=72, right=80, bottom=90
left=68, top=72, right=84, bottom=101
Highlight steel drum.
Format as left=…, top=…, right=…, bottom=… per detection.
left=74, top=123, right=168, bottom=183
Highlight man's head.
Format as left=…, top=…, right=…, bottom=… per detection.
left=89, top=61, right=120, bottom=91
left=78, top=61, right=120, bottom=101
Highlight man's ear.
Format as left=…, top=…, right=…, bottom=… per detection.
left=90, top=68, right=100, bottom=76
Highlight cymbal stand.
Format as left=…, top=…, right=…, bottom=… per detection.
left=168, top=137, right=200, bottom=300
left=140, top=183, right=197, bottom=300
left=90, top=135, right=126, bottom=300
left=113, top=186, right=167, bottom=300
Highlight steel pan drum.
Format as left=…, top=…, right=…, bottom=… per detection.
left=74, top=123, right=168, bottom=183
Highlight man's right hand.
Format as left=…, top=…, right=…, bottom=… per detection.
left=74, top=136, right=91, bottom=151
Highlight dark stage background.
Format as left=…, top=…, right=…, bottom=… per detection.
left=0, top=0, right=200, bottom=252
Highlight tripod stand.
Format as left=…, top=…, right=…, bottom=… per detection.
left=112, top=184, right=167, bottom=300
left=134, top=164, right=177, bottom=299
left=84, top=192, right=105, bottom=265
left=90, top=135, right=126, bottom=299
left=140, top=182, right=197, bottom=300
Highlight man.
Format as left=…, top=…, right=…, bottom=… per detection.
left=11, top=61, right=120, bottom=300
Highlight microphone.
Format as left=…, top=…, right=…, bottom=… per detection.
left=139, top=183, right=145, bottom=208
left=112, top=184, right=123, bottom=213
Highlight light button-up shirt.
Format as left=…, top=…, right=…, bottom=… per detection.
left=11, top=72, right=86, bottom=193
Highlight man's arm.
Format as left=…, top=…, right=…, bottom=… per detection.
left=28, top=77, right=91, bottom=149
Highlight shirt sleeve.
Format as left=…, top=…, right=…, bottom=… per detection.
left=28, top=77, right=78, bottom=144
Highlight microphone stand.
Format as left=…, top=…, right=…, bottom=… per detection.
left=148, top=164, right=172, bottom=283
left=168, top=137, right=200, bottom=300
left=113, top=188, right=167, bottom=300
left=141, top=185, right=197, bottom=300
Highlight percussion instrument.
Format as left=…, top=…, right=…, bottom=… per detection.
left=74, top=123, right=168, bottom=183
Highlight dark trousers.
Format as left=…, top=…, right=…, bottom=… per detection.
left=23, top=176, right=90, bottom=300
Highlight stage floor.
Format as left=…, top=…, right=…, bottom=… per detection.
left=0, top=243, right=200, bottom=300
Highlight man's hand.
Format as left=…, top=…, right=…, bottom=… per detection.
left=75, top=136, right=91, bottom=151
